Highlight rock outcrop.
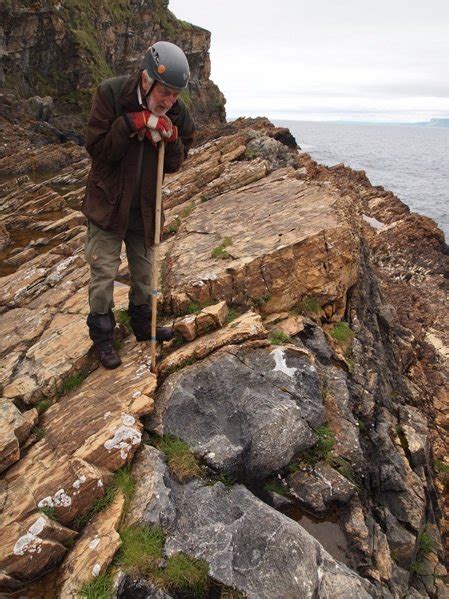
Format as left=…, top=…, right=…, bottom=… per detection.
left=0, top=49, right=447, bottom=598
left=0, top=0, right=225, bottom=134
left=125, top=446, right=376, bottom=599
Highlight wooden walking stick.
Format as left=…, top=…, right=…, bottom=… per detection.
left=150, top=139, right=165, bottom=374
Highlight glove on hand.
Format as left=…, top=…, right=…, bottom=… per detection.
left=144, top=124, right=178, bottom=146
left=127, top=111, right=178, bottom=145
left=126, top=110, right=151, bottom=132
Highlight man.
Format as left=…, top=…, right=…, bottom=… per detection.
left=82, top=41, right=195, bottom=369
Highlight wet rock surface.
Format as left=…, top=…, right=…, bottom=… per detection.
left=287, top=463, right=356, bottom=515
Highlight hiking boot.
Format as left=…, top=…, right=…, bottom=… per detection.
left=94, top=341, right=122, bottom=369
left=87, top=310, right=122, bottom=369
left=128, top=303, right=175, bottom=342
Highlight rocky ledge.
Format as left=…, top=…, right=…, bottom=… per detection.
left=0, top=111, right=448, bottom=598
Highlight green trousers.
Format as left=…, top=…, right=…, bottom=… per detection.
left=85, top=221, right=154, bottom=314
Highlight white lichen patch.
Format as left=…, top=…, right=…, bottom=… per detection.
left=103, top=411, right=112, bottom=419
left=104, top=426, right=142, bottom=459
left=89, top=535, right=101, bottom=550
left=97, top=479, right=103, bottom=487
left=200, top=272, right=218, bottom=281
left=29, top=517, right=46, bottom=536
left=132, top=362, right=151, bottom=380
left=13, top=517, right=46, bottom=556
left=132, top=390, right=142, bottom=399
left=37, top=488, right=72, bottom=509
left=37, top=496, right=54, bottom=508
left=92, top=563, right=101, bottom=577
left=270, top=347, right=297, bottom=377
left=72, top=475, right=87, bottom=489
left=53, top=489, right=72, bottom=507
left=122, top=413, right=135, bottom=426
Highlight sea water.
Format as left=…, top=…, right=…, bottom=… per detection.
left=274, top=120, right=449, bottom=241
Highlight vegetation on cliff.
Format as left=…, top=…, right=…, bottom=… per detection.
left=0, top=0, right=226, bottom=126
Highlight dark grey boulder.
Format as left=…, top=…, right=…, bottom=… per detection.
left=298, top=322, right=333, bottom=365
left=176, top=482, right=377, bottom=598
left=147, top=345, right=326, bottom=481
left=128, top=447, right=376, bottom=599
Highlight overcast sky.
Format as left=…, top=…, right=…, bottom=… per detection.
left=169, top=0, right=449, bottom=122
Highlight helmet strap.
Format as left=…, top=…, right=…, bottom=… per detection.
left=139, top=70, right=155, bottom=106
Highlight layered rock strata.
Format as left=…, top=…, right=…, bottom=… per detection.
left=0, top=110, right=447, bottom=597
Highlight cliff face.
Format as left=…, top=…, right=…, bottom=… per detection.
left=0, top=0, right=226, bottom=129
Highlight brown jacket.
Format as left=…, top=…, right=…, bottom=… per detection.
left=81, top=70, right=195, bottom=245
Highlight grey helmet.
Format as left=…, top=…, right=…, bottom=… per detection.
left=142, top=41, right=190, bottom=90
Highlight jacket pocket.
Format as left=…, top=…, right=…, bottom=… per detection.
left=93, top=179, right=119, bottom=205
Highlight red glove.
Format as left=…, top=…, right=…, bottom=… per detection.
left=147, top=114, right=177, bottom=140
left=126, top=110, right=151, bottom=131
left=127, top=112, right=178, bottom=144
left=145, top=124, right=178, bottom=146
left=164, top=124, right=178, bottom=143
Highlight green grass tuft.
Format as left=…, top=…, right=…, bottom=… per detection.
left=435, top=459, right=449, bottom=475
left=253, top=293, right=271, bottom=307
left=331, top=456, right=359, bottom=488
left=183, top=300, right=217, bottom=316
left=244, top=147, right=259, bottom=159
left=180, top=201, right=195, bottom=219
left=112, top=465, right=135, bottom=501
left=79, top=572, right=114, bottom=598
left=211, top=246, right=231, bottom=260
left=186, top=302, right=201, bottom=314
left=297, top=295, right=321, bottom=316
left=117, top=525, right=210, bottom=596
left=118, top=525, right=165, bottom=575
left=162, top=552, right=209, bottom=596
left=418, top=529, right=434, bottom=556
left=32, top=426, right=45, bottom=440
left=36, top=398, right=51, bottom=414
left=148, top=434, right=201, bottom=482
left=225, top=308, right=238, bottom=324
left=60, top=372, right=86, bottom=395
left=330, top=322, right=354, bottom=346
left=212, top=237, right=233, bottom=260
left=167, top=216, right=181, bottom=234
left=302, top=425, right=336, bottom=465
left=215, top=472, right=237, bottom=487
left=269, top=331, right=292, bottom=345
left=264, top=478, right=288, bottom=497
left=163, top=357, right=198, bottom=377
left=39, top=505, right=57, bottom=520
left=179, top=87, right=193, bottom=108
left=73, top=466, right=134, bottom=530
left=409, top=527, right=435, bottom=577
left=115, top=308, right=131, bottom=332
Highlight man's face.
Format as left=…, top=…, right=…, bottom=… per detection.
left=146, top=81, right=180, bottom=116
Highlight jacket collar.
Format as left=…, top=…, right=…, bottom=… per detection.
left=118, top=69, right=181, bottom=117
left=118, top=70, right=142, bottom=112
